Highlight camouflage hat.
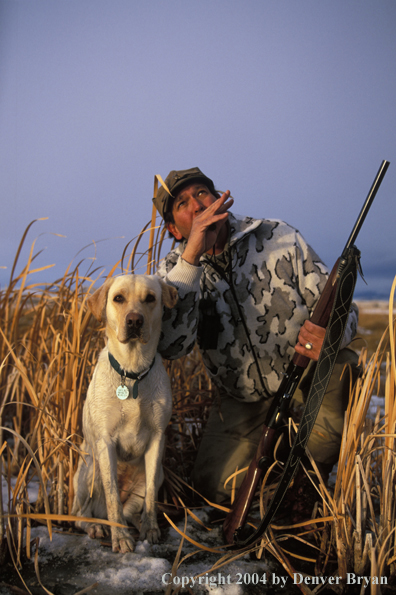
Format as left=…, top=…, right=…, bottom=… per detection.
left=152, top=167, right=216, bottom=219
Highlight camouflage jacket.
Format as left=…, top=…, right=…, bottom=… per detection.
left=157, top=213, right=358, bottom=402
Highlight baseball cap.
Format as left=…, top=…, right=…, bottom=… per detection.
left=152, top=167, right=216, bottom=219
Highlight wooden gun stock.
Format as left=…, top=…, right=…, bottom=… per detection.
left=223, top=160, right=390, bottom=545
left=223, top=427, right=277, bottom=544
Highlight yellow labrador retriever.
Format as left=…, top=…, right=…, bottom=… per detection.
left=72, top=274, right=178, bottom=553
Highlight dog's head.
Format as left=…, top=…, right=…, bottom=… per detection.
left=88, top=275, right=178, bottom=345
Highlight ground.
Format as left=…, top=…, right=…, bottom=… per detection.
left=0, top=508, right=303, bottom=595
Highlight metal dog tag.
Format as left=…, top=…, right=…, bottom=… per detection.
left=116, top=385, right=129, bottom=400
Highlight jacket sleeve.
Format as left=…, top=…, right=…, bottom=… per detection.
left=156, top=251, right=202, bottom=359
left=340, top=302, right=359, bottom=349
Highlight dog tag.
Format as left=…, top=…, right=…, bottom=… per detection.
left=116, top=385, right=129, bottom=400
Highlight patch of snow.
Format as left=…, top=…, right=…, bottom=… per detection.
left=367, top=395, right=386, bottom=420
left=0, top=494, right=276, bottom=595
left=356, top=300, right=395, bottom=316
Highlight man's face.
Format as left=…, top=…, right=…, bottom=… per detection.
left=166, top=183, right=218, bottom=241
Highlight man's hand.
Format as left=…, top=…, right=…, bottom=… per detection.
left=182, top=191, right=234, bottom=266
left=295, top=319, right=326, bottom=361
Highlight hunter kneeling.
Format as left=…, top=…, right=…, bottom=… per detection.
left=152, top=167, right=360, bottom=520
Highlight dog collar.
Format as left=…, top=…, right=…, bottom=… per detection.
left=108, top=352, right=156, bottom=400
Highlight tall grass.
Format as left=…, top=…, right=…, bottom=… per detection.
left=0, top=215, right=214, bottom=566
left=1, top=214, right=395, bottom=594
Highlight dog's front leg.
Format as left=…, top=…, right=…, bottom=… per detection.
left=140, top=434, right=165, bottom=544
left=96, top=438, right=135, bottom=553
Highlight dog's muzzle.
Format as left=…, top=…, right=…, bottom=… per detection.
left=125, top=312, right=144, bottom=339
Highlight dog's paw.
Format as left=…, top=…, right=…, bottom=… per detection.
left=112, top=528, right=135, bottom=553
left=87, top=523, right=110, bottom=540
left=139, top=524, right=161, bottom=544
left=146, top=527, right=161, bottom=544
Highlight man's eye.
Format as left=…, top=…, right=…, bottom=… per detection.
left=197, top=188, right=208, bottom=196
left=113, top=294, right=124, bottom=303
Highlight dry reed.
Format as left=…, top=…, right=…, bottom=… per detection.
left=1, top=212, right=395, bottom=594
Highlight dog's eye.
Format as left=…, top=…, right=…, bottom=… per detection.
left=145, top=293, right=156, bottom=303
left=113, top=294, right=124, bottom=303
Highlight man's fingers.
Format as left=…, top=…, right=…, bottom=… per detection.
left=213, top=190, right=233, bottom=213
left=303, top=319, right=326, bottom=339
left=220, top=189, right=232, bottom=203
left=194, top=192, right=233, bottom=230
left=295, top=320, right=326, bottom=360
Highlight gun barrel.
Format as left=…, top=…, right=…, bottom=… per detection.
left=343, top=160, right=390, bottom=255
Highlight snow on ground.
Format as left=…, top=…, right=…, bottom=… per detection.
left=27, top=519, right=271, bottom=595
left=367, top=395, right=386, bottom=420
left=356, top=299, right=395, bottom=316
left=0, top=494, right=278, bottom=595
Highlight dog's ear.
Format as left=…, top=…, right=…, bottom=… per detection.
left=159, top=279, right=178, bottom=309
left=87, top=278, right=115, bottom=321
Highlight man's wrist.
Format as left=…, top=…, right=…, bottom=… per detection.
left=181, top=247, right=202, bottom=267
left=165, top=256, right=202, bottom=293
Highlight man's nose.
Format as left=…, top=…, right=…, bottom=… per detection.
left=191, top=196, right=205, bottom=213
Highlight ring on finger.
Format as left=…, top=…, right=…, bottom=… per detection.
left=305, top=342, right=313, bottom=351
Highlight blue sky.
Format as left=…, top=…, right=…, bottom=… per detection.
left=1, top=0, right=395, bottom=298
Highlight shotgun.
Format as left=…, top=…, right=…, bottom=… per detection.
left=223, top=160, right=390, bottom=546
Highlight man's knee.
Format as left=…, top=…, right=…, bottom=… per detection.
left=192, top=395, right=270, bottom=503
left=192, top=435, right=257, bottom=503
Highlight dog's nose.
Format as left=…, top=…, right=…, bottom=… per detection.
left=126, top=312, right=144, bottom=330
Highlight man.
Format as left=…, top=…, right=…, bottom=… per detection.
left=153, top=167, right=359, bottom=505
